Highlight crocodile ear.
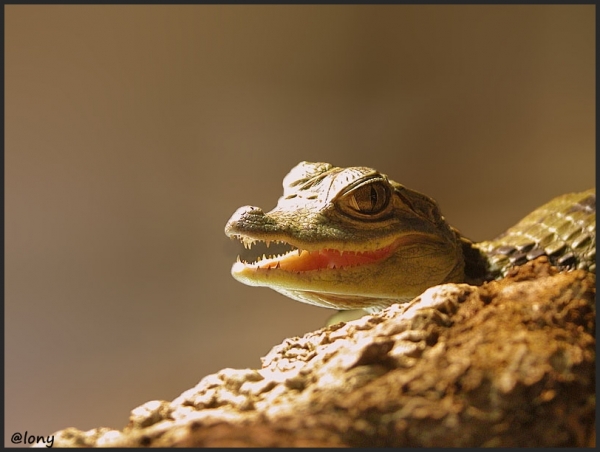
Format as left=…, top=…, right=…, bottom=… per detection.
left=393, top=184, right=446, bottom=225
left=416, top=195, right=446, bottom=225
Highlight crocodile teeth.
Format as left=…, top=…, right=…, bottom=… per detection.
left=232, top=235, right=300, bottom=266
left=239, top=236, right=257, bottom=249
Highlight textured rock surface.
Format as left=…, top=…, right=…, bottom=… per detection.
left=48, top=257, right=595, bottom=447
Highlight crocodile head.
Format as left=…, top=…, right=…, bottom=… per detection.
left=224, top=161, right=464, bottom=311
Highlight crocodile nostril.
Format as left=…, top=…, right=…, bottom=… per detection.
left=245, top=206, right=264, bottom=215
left=224, top=206, right=268, bottom=236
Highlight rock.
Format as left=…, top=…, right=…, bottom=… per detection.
left=48, top=257, right=595, bottom=447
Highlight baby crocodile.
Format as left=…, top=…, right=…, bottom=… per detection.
left=225, top=162, right=595, bottom=312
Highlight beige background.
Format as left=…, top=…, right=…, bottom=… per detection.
left=5, top=5, right=594, bottom=444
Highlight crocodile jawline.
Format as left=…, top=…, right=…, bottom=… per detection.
left=231, top=235, right=410, bottom=273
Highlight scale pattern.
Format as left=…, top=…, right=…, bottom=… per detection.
left=474, top=189, right=595, bottom=278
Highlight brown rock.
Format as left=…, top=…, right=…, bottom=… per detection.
left=47, top=257, right=595, bottom=447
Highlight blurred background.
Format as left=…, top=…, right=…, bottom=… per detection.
left=5, top=5, right=594, bottom=444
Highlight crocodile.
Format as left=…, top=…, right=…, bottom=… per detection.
left=225, top=162, right=595, bottom=312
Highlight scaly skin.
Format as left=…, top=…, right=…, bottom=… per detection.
left=225, top=162, right=595, bottom=312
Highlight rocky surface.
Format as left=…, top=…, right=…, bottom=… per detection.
left=47, top=257, right=595, bottom=447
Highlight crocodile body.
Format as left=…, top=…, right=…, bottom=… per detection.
left=225, top=162, right=595, bottom=312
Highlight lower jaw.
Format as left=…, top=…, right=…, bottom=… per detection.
left=272, top=287, right=398, bottom=311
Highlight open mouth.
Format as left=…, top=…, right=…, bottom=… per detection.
left=230, top=235, right=397, bottom=272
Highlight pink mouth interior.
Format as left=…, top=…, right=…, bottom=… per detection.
left=258, top=244, right=396, bottom=272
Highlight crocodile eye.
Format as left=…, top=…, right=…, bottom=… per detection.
left=344, top=181, right=390, bottom=215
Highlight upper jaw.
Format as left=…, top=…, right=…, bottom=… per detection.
left=225, top=204, right=427, bottom=273
left=226, top=206, right=402, bottom=254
